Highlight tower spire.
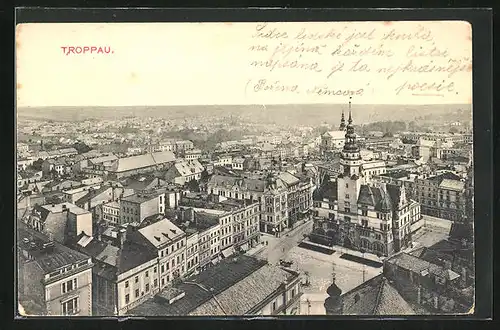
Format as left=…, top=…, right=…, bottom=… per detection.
left=348, top=97, right=353, bottom=124
left=339, top=105, right=346, bottom=131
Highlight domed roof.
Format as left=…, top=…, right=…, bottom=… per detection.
left=324, top=295, right=342, bottom=314
left=326, top=281, right=342, bottom=297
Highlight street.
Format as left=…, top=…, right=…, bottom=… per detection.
left=253, top=214, right=452, bottom=315
left=254, top=220, right=382, bottom=315
left=255, top=220, right=314, bottom=265
left=412, top=215, right=451, bottom=248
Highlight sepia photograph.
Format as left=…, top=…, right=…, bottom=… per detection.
left=15, top=19, right=475, bottom=317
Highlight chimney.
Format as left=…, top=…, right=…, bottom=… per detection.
left=187, top=208, right=195, bottom=221
left=119, top=228, right=127, bottom=248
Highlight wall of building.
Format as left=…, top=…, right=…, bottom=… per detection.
left=46, top=267, right=92, bottom=316
left=117, top=259, right=157, bottom=315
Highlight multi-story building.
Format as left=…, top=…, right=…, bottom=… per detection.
left=72, top=228, right=158, bottom=316
left=278, top=172, right=313, bottom=228
left=26, top=203, right=93, bottom=244
left=130, top=219, right=188, bottom=290
left=101, top=201, right=120, bottom=224
left=207, top=174, right=289, bottom=235
left=185, top=232, right=199, bottom=276
left=361, top=160, right=387, bottom=182
left=164, top=159, right=204, bottom=185
left=18, top=223, right=93, bottom=316
left=179, top=195, right=261, bottom=253
left=310, top=108, right=421, bottom=256
left=413, top=172, right=466, bottom=221
left=183, top=149, right=202, bottom=161
left=127, top=255, right=302, bottom=316
left=175, top=140, right=194, bottom=153
left=120, top=191, right=166, bottom=224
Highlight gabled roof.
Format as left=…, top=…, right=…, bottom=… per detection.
left=323, top=131, right=346, bottom=139
left=72, top=232, right=157, bottom=278
left=341, top=274, right=416, bottom=315
left=109, top=151, right=175, bottom=173
left=313, top=180, right=338, bottom=201
left=127, top=255, right=298, bottom=316
left=357, top=184, right=393, bottom=212
left=88, top=154, right=118, bottom=165
left=137, top=218, right=185, bottom=248
left=172, top=160, right=204, bottom=177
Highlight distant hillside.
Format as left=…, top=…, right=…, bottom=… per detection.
left=17, top=104, right=472, bottom=126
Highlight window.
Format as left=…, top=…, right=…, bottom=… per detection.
left=125, top=294, right=130, bottom=304
left=146, top=283, right=150, bottom=292
left=291, top=288, right=296, bottom=298
left=62, top=278, right=77, bottom=294
left=154, top=279, right=158, bottom=287
left=145, top=271, right=149, bottom=278
left=62, top=297, right=79, bottom=315
left=135, top=289, right=139, bottom=298
left=161, top=265, right=165, bottom=273
left=125, top=281, right=129, bottom=288
left=361, top=209, right=368, bottom=216
left=135, top=276, right=139, bottom=283
left=272, top=301, right=277, bottom=311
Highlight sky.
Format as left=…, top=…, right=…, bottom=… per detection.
left=16, top=21, right=472, bottom=107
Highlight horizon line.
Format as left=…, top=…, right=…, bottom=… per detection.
left=17, top=103, right=472, bottom=109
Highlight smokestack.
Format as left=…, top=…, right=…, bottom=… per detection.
left=119, top=228, right=127, bottom=248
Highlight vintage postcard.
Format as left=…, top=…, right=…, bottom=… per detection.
left=16, top=20, right=474, bottom=317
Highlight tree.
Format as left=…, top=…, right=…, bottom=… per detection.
left=186, top=179, right=200, bottom=192
left=72, top=142, right=93, bottom=154
left=200, top=169, right=210, bottom=182
left=382, top=132, right=394, bottom=138
left=449, top=126, right=459, bottom=134
left=30, top=158, right=44, bottom=171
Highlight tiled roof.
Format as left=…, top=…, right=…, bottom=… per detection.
left=341, top=274, right=416, bottom=315
left=385, top=184, right=404, bottom=208
left=313, top=180, right=338, bottom=201
left=137, top=219, right=185, bottom=248
left=324, top=131, right=346, bottom=139
left=109, top=151, right=175, bottom=173
left=439, top=179, right=465, bottom=191
left=127, top=255, right=272, bottom=316
left=73, top=232, right=157, bottom=277
left=88, top=154, right=118, bottom=165
left=385, top=253, right=444, bottom=276
left=173, top=160, right=204, bottom=177
left=357, top=184, right=393, bottom=212
left=192, top=264, right=293, bottom=315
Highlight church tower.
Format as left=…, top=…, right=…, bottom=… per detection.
left=337, top=98, right=364, bottom=216
left=339, top=109, right=346, bottom=131
left=339, top=99, right=362, bottom=177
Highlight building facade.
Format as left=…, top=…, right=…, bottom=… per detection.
left=18, top=224, right=93, bottom=316
left=310, top=108, right=421, bottom=256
